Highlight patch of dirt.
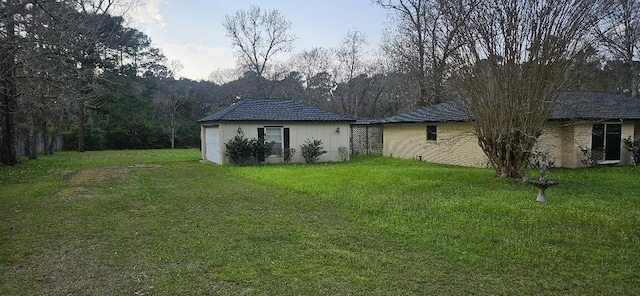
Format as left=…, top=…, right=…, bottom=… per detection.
left=70, top=167, right=130, bottom=185
left=56, top=167, right=129, bottom=198
left=55, top=165, right=160, bottom=198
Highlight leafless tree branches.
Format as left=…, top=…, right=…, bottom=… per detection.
left=376, top=0, right=470, bottom=106
left=223, top=5, right=295, bottom=96
left=451, top=0, right=606, bottom=178
left=596, top=0, right=640, bottom=97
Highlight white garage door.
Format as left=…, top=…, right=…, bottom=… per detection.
left=205, top=127, right=221, bottom=164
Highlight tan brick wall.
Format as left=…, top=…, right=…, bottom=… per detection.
left=560, top=121, right=637, bottom=167
left=383, top=122, right=488, bottom=167
left=384, top=120, right=639, bottom=168
left=535, top=122, right=564, bottom=167
left=621, top=121, right=636, bottom=165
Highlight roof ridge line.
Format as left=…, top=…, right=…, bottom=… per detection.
left=215, top=99, right=248, bottom=119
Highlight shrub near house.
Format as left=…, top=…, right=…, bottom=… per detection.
left=224, top=136, right=274, bottom=164
left=623, top=136, right=640, bottom=165
left=300, top=138, right=327, bottom=163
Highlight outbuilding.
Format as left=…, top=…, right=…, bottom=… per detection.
left=198, top=98, right=353, bottom=164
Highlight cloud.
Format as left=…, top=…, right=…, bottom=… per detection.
left=162, top=43, right=237, bottom=80
left=126, top=0, right=167, bottom=31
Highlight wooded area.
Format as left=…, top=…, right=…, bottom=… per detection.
left=1, top=0, right=639, bottom=173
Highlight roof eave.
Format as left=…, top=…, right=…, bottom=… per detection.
left=198, top=119, right=355, bottom=124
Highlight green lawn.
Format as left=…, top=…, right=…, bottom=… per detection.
left=1, top=150, right=639, bottom=295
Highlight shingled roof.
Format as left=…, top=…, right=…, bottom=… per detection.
left=387, top=99, right=469, bottom=123
left=550, top=92, right=640, bottom=120
left=197, top=98, right=353, bottom=123
left=387, top=92, right=640, bottom=123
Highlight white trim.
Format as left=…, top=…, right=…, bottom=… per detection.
left=265, top=126, right=283, bottom=157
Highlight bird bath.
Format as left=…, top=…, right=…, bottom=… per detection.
left=524, top=177, right=559, bottom=203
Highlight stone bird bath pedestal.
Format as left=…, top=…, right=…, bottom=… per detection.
left=524, top=177, right=559, bottom=203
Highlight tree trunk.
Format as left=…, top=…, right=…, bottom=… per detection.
left=479, top=132, right=533, bottom=179
left=27, top=114, right=37, bottom=160
left=0, top=0, right=20, bottom=166
left=47, top=137, right=55, bottom=156
left=42, top=120, right=53, bottom=156
left=77, top=100, right=85, bottom=152
left=170, top=127, right=175, bottom=149
left=0, top=83, right=20, bottom=166
left=170, top=110, right=176, bottom=148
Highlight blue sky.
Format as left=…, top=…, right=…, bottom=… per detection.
left=127, top=0, right=389, bottom=80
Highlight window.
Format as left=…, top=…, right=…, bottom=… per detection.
left=265, top=127, right=283, bottom=156
left=591, top=123, right=621, bottom=163
left=426, top=125, right=437, bottom=141
left=258, top=127, right=290, bottom=158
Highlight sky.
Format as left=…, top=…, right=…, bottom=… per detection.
left=125, top=0, right=390, bottom=81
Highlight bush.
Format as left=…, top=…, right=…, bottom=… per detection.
left=338, top=146, right=349, bottom=161
left=281, top=148, right=296, bottom=163
left=250, top=138, right=274, bottom=163
left=300, top=138, right=327, bottom=163
left=225, top=136, right=253, bottom=164
left=225, top=136, right=275, bottom=165
left=623, top=136, right=640, bottom=165
left=528, top=149, right=555, bottom=179
left=579, top=146, right=604, bottom=168
left=65, top=124, right=106, bottom=151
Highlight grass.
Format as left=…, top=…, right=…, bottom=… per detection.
left=1, top=149, right=639, bottom=295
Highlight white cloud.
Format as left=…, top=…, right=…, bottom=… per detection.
left=162, top=43, right=237, bottom=80
left=126, top=0, right=167, bottom=31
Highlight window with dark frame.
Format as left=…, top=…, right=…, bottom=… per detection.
left=258, top=126, right=290, bottom=158
left=265, top=126, right=283, bottom=156
left=591, top=123, right=622, bottom=162
left=426, top=125, right=437, bottom=141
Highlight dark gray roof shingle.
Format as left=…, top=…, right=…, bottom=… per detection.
left=197, top=98, right=353, bottom=123
left=550, top=92, right=640, bottom=120
left=353, top=118, right=387, bottom=125
left=386, top=99, right=469, bottom=123
left=387, top=92, right=640, bottom=123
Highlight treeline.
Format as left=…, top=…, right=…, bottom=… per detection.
left=0, top=0, right=174, bottom=164
left=2, top=0, right=639, bottom=166
left=0, top=1, right=227, bottom=163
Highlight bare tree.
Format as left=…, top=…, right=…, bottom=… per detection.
left=451, top=0, right=605, bottom=178
left=154, top=60, right=187, bottom=149
left=168, top=59, right=184, bottom=79
left=597, top=0, right=640, bottom=97
left=288, top=47, right=332, bottom=104
left=208, top=68, right=242, bottom=85
left=333, top=29, right=369, bottom=117
left=154, top=86, right=189, bottom=149
left=222, top=5, right=295, bottom=96
left=289, top=47, right=332, bottom=84
left=335, top=30, right=368, bottom=83
left=376, top=0, right=470, bottom=106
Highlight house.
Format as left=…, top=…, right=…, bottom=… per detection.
left=197, top=98, right=353, bottom=164
left=383, top=92, right=640, bottom=168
